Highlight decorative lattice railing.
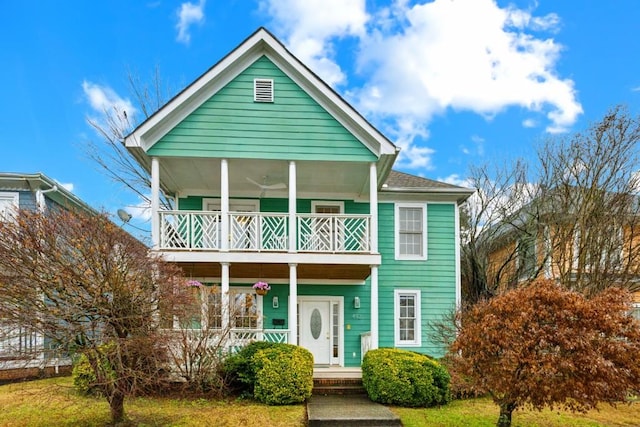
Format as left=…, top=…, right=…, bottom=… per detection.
left=159, top=211, right=370, bottom=253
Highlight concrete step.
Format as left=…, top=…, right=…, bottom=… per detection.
left=307, top=394, right=402, bottom=427
left=313, top=378, right=366, bottom=395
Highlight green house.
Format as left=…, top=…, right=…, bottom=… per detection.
left=125, top=28, right=472, bottom=367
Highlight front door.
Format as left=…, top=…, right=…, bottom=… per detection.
left=299, top=299, right=332, bottom=366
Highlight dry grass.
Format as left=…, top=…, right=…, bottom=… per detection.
left=0, top=377, right=306, bottom=426
left=393, top=396, right=640, bottom=427
left=1, top=377, right=639, bottom=426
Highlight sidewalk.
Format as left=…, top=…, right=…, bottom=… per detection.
left=307, top=394, right=402, bottom=427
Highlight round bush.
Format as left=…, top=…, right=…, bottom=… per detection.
left=253, top=343, right=313, bottom=405
left=362, top=348, right=450, bottom=407
left=223, top=341, right=280, bottom=396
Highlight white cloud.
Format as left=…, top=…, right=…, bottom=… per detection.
left=176, top=0, right=206, bottom=45
left=522, top=118, right=537, bottom=128
left=260, top=0, right=581, bottom=174
left=439, top=173, right=472, bottom=188
left=355, top=0, right=582, bottom=134
left=59, top=182, right=74, bottom=192
left=261, top=0, right=368, bottom=86
left=81, top=81, right=136, bottom=123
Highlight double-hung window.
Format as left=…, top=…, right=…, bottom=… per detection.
left=395, top=203, right=427, bottom=260
left=394, top=290, right=421, bottom=346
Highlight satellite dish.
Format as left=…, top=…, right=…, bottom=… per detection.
left=117, top=209, right=132, bottom=223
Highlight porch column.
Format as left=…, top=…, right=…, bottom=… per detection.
left=288, top=161, right=297, bottom=253
left=151, top=157, right=160, bottom=249
left=370, top=265, right=379, bottom=349
left=288, top=263, right=298, bottom=345
left=221, top=262, right=230, bottom=330
left=369, top=162, right=378, bottom=253
left=221, top=159, right=229, bottom=251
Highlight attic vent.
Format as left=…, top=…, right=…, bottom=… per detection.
left=254, top=79, right=274, bottom=102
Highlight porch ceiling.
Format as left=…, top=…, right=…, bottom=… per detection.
left=175, top=262, right=371, bottom=282
left=159, top=158, right=371, bottom=199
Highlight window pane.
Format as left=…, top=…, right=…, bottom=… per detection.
left=398, top=294, right=417, bottom=343
left=231, top=292, right=258, bottom=329
left=399, top=207, right=423, bottom=256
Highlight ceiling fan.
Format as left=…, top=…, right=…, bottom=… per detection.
left=246, top=177, right=287, bottom=197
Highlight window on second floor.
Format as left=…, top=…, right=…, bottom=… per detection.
left=395, top=204, right=427, bottom=260
left=0, top=192, right=19, bottom=222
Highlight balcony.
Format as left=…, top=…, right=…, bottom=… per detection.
left=159, top=211, right=372, bottom=253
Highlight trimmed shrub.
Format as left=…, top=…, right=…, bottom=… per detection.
left=253, top=344, right=313, bottom=405
left=72, top=345, right=117, bottom=396
left=362, top=348, right=450, bottom=407
left=222, top=341, right=280, bottom=396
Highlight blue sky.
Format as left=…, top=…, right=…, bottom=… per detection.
left=3, top=0, right=640, bottom=234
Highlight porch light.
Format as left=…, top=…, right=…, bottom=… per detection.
left=354, top=296, right=360, bottom=309
left=272, top=296, right=279, bottom=309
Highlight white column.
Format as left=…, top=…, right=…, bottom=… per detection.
left=151, top=157, right=160, bottom=249
left=288, top=263, right=298, bottom=345
left=370, top=265, right=379, bottom=349
left=369, top=162, right=378, bottom=253
left=221, top=262, right=230, bottom=330
left=288, top=161, right=297, bottom=253
left=221, top=159, right=229, bottom=251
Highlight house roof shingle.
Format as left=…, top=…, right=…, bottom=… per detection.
left=384, top=170, right=468, bottom=190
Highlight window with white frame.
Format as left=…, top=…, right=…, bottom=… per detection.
left=395, top=204, right=427, bottom=260
left=171, top=285, right=261, bottom=330
left=394, top=289, right=421, bottom=346
left=0, top=192, right=19, bottom=222
left=631, top=303, right=640, bottom=321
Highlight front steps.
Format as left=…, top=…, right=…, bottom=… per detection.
left=309, top=367, right=402, bottom=426
left=313, top=377, right=365, bottom=395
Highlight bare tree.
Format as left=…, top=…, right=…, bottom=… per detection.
left=84, top=67, right=174, bottom=211
left=537, top=106, right=640, bottom=295
left=0, top=208, right=185, bottom=424
left=461, top=106, right=640, bottom=301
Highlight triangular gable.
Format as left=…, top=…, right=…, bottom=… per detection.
left=125, top=28, right=398, bottom=166
left=148, top=56, right=377, bottom=162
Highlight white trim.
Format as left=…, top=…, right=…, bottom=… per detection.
left=298, top=295, right=344, bottom=367
left=454, top=203, right=461, bottom=309
left=394, top=203, right=428, bottom=261
left=394, top=289, right=421, bottom=347
left=160, top=250, right=381, bottom=265
left=202, top=198, right=259, bottom=212
left=151, top=158, right=160, bottom=249
left=311, top=201, right=345, bottom=214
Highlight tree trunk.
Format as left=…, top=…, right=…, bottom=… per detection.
left=109, top=390, right=126, bottom=425
left=497, top=401, right=516, bottom=427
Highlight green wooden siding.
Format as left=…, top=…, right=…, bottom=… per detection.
left=376, top=202, right=457, bottom=358
left=178, top=196, right=370, bottom=215
left=149, top=56, right=376, bottom=162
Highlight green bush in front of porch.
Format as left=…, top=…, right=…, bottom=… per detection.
left=253, top=344, right=313, bottom=405
left=362, top=348, right=450, bottom=407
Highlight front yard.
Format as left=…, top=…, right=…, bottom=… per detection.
left=1, top=377, right=639, bottom=426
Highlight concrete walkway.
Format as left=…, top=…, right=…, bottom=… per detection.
left=307, top=394, right=402, bottom=427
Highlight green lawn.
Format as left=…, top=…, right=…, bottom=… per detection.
left=1, top=377, right=639, bottom=426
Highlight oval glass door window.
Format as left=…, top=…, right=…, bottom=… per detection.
left=310, top=308, right=322, bottom=339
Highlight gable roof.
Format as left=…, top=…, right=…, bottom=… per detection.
left=125, top=27, right=399, bottom=175
left=0, top=172, right=97, bottom=214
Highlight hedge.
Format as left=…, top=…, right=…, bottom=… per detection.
left=362, top=348, right=450, bottom=407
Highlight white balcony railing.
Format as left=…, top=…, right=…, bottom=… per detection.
left=159, top=211, right=371, bottom=253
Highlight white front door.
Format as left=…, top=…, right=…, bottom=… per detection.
left=299, top=299, right=332, bottom=365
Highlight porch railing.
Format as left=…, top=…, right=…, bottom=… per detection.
left=159, top=210, right=371, bottom=253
